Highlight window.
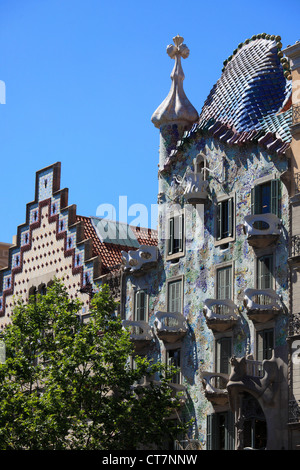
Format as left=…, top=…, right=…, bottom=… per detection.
left=168, top=213, right=184, bottom=257
left=257, top=255, right=273, bottom=290
left=216, top=336, right=232, bottom=389
left=134, top=289, right=147, bottom=322
left=256, top=254, right=273, bottom=305
left=251, top=179, right=280, bottom=217
left=216, top=197, right=234, bottom=241
left=168, top=279, right=182, bottom=313
left=216, top=337, right=232, bottom=375
left=217, top=265, right=232, bottom=300
left=207, top=411, right=235, bottom=450
left=193, top=153, right=208, bottom=180
left=166, top=348, right=181, bottom=384
left=257, top=328, right=274, bottom=361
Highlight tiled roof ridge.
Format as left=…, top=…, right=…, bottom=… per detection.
left=222, top=33, right=292, bottom=80
left=160, top=119, right=290, bottom=174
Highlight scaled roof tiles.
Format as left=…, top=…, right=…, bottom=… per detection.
left=199, top=35, right=291, bottom=141
left=163, top=35, right=292, bottom=170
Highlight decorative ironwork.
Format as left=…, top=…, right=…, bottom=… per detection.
left=291, top=235, right=300, bottom=257
left=288, top=312, right=300, bottom=336
left=292, top=103, right=300, bottom=126
left=288, top=399, right=300, bottom=424
left=295, top=172, right=300, bottom=194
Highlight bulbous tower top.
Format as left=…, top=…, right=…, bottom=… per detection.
left=151, top=35, right=198, bottom=129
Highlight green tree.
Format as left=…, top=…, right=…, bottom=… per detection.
left=0, top=279, right=189, bottom=450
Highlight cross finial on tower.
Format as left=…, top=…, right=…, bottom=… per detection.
left=151, top=35, right=198, bottom=129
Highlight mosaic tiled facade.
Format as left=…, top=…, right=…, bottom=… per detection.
left=121, top=34, right=300, bottom=450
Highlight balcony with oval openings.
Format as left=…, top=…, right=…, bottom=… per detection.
left=203, top=299, right=239, bottom=332
left=154, top=311, right=188, bottom=343
left=201, top=371, right=229, bottom=406
left=122, top=320, right=154, bottom=352
left=243, top=213, right=282, bottom=248
left=122, top=245, right=158, bottom=274
left=243, top=288, right=282, bottom=323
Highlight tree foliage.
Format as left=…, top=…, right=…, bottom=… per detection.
left=0, top=280, right=189, bottom=450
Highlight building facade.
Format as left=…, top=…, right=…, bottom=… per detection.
left=2, top=33, right=300, bottom=450
left=0, top=162, right=157, bottom=329
left=122, top=34, right=300, bottom=450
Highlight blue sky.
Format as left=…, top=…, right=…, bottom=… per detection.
left=0, top=0, right=299, bottom=243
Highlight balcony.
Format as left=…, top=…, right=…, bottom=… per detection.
left=182, top=172, right=209, bottom=205
left=203, top=299, right=239, bottom=332
left=289, top=235, right=300, bottom=266
left=122, top=245, right=158, bottom=274
left=243, top=288, right=282, bottom=323
left=154, top=311, right=188, bottom=343
left=122, top=320, right=154, bottom=351
left=243, top=213, right=281, bottom=248
left=292, top=103, right=300, bottom=126
left=201, top=371, right=229, bottom=406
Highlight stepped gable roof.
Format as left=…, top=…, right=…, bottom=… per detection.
left=162, top=34, right=292, bottom=171
left=199, top=34, right=292, bottom=141
left=77, top=215, right=158, bottom=274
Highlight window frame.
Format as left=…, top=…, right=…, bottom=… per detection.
left=134, top=289, right=148, bottom=323
left=256, top=253, right=274, bottom=291
left=167, top=211, right=185, bottom=261
left=251, top=177, right=281, bottom=218
left=215, top=193, right=235, bottom=246
left=215, top=335, right=232, bottom=375
left=167, top=276, right=183, bottom=314
left=165, top=346, right=182, bottom=385
left=256, top=327, right=274, bottom=362
left=215, top=263, right=233, bottom=301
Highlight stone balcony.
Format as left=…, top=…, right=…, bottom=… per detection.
left=243, top=288, right=282, bottom=323
left=201, top=371, right=229, bottom=406
left=183, top=172, right=209, bottom=206
left=122, top=320, right=154, bottom=351
left=203, top=299, right=239, bottom=332
left=154, top=311, right=188, bottom=343
left=243, top=213, right=282, bottom=248
left=121, top=245, right=158, bottom=274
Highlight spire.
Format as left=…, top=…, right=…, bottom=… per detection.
left=151, top=35, right=198, bottom=128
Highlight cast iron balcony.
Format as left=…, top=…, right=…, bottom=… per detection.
left=203, top=299, right=239, bottom=332
left=154, top=311, right=188, bottom=343
left=292, top=103, right=300, bottom=126
left=295, top=172, right=300, bottom=194
left=243, top=213, right=281, bottom=248
left=243, top=288, right=282, bottom=322
left=289, top=235, right=300, bottom=266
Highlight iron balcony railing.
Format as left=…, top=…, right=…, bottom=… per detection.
left=290, top=235, right=300, bottom=258
left=288, top=312, right=300, bottom=337
left=295, top=172, right=300, bottom=194
left=288, top=399, right=300, bottom=424
left=292, top=103, right=300, bottom=126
